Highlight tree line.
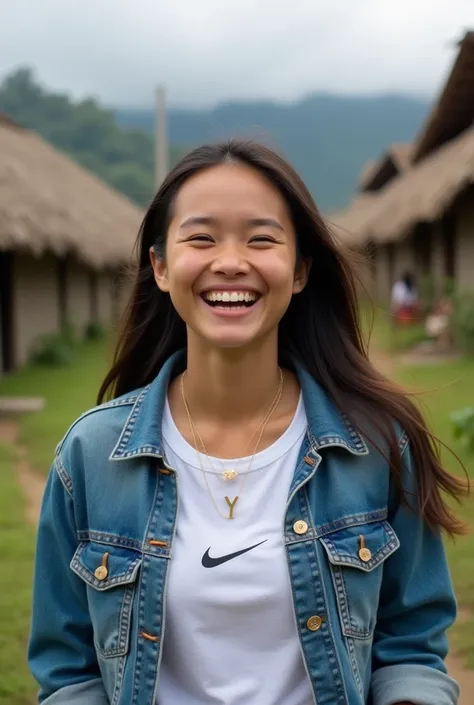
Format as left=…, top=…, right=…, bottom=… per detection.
left=0, top=68, right=185, bottom=206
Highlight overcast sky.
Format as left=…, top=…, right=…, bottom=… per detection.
left=1, top=0, right=473, bottom=108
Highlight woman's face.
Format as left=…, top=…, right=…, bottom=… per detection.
left=151, top=162, right=310, bottom=350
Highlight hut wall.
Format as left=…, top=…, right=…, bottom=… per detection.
left=393, top=239, right=415, bottom=281
left=456, top=189, right=474, bottom=292
left=67, top=260, right=91, bottom=335
left=431, top=223, right=445, bottom=291
left=374, top=245, right=393, bottom=302
left=98, top=272, right=114, bottom=323
left=12, top=252, right=61, bottom=367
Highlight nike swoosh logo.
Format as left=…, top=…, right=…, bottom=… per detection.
left=202, top=540, right=268, bottom=568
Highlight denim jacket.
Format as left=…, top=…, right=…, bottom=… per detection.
left=29, top=351, right=460, bottom=705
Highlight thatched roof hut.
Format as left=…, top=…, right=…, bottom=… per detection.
left=330, top=31, right=474, bottom=249
left=0, top=115, right=144, bottom=269
left=362, top=125, right=474, bottom=243
left=329, top=143, right=412, bottom=245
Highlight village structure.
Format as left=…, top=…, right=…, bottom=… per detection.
left=331, top=30, right=474, bottom=304
left=0, top=113, right=142, bottom=375
left=1, top=34, right=473, bottom=375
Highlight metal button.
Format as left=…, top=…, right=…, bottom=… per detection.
left=94, top=552, right=109, bottom=581
left=94, top=565, right=108, bottom=581
left=358, top=535, right=372, bottom=562
left=306, top=615, right=323, bottom=632
left=293, top=520, right=309, bottom=535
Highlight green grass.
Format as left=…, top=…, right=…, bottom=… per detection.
left=0, top=338, right=113, bottom=703
left=0, top=338, right=112, bottom=475
left=0, top=444, right=37, bottom=705
left=393, top=358, right=474, bottom=666
left=363, top=304, right=428, bottom=354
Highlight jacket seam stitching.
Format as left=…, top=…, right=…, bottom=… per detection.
left=54, top=454, right=74, bottom=497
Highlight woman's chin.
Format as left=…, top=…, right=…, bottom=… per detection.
left=192, top=323, right=269, bottom=351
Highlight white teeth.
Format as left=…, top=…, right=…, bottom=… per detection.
left=204, top=291, right=258, bottom=303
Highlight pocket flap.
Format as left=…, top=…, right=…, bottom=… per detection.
left=71, top=541, right=142, bottom=591
left=320, top=520, right=399, bottom=572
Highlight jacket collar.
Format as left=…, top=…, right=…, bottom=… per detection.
left=110, top=350, right=368, bottom=461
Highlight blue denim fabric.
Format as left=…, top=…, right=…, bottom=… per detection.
left=28, top=351, right=460, bottom=705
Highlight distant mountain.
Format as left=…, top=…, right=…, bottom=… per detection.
left=115, top=94, right=430, bottom=212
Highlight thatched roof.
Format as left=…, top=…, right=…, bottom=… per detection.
left=330, top=125, right=474, bottom=245
left=0, top=115, right=144, bottom=269
left=358, top=143, right=412, bottom=192
left=327, top=194, right=378, bottom=247
left=364, top=125, right=474, bottom=242
left=331, top=31, right=474, bottom=248
left=412, top=31, right=474, bottom=163
left=389, top=143, right=412, bottom=172
left=357, top=160, right=377, bottom=188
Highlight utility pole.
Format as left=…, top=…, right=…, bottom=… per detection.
left=155, top=84, right=168, bottom=189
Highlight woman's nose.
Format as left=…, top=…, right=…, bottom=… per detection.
left=210, top=245, right=251, bottom=276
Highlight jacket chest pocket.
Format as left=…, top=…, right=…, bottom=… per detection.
left=71, top=541, right=142, bottom=658
left=319, top=520, right=399, bottom=640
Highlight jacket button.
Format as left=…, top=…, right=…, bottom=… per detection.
left=293, top=520, right=309, bottom=535
left=306, top=615, right=323, bottom=632
left=94, top=565, right=108, bottom=581
left=94, top=552, right=109, bottom=581
left=358, top=547, right=372, bottom=562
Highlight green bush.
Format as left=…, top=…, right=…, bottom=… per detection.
left=30, top=332, right=75, bottom=366
left=451, top=406, right=474, bottom=454
left=452, top=290, right=474, bottom=356
left=85, top=320, right=107, bottom=340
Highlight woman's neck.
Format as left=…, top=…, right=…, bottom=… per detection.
left=182, top=336, right=281, bottom=424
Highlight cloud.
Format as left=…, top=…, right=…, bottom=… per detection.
left=0, top=0, right=472, bottom=106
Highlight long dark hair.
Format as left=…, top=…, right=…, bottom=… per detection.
left=99, top=139, right=467, bottom=536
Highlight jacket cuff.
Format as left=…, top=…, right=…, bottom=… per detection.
left=371, top=664, right=460, bottom=705
left=39, top=678, right=109, bottom=705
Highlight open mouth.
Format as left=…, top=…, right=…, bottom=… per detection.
left=201, top=291, right=261, bottom=310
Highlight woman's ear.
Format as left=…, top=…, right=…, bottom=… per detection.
left=149, top=246, right=170, bottom=293
left=293, top=257, right=312, bottom=294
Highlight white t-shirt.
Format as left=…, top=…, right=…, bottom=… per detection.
left=156, top=394, right=313, bottom=705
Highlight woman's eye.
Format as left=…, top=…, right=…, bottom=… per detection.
left=188, top=234, right=213, bottom=243
left=249, top=235, right=275, bottom=244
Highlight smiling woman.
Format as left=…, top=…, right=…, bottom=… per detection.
left=28, top=140, right=466, bottom=705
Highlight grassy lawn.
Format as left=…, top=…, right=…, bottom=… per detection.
left=393, top=358, right=474, bottom=666
left=362, top=304, right=428, bottom=354
left=0, top=338, right=112, bottom=703
left=0, top=444, right=37, bottom=705
left=367, top=306, right=474, bottom=664
left=0, top=338, right=113, bottom=475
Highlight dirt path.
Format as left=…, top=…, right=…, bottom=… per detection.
left=1, top=390, right=473, bottom=701
left=0, top=419, right=44, bottom=525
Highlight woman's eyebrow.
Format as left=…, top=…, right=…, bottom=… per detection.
left=179, top=216, right=217, bottom=228
left=246, top=217, right=284, bottom=231
left=179, top=215, right=284, bottom=231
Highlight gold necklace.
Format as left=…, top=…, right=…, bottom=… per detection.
left=186, top=367, right=284, bottom=483
left=180, top=369, right=284, bottom=520
left=185, top=376, right=283, bottom=519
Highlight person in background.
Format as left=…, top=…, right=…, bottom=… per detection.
left=426, top=296, right=454, bottom=351
left=391, top=271, right=419, bottom=325
left=29, top=140, right=465, bottom=705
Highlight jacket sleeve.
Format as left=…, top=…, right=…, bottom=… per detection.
left=28, top=460, right=109, bottom=705
left=371, top=440, right=460, bottom=705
